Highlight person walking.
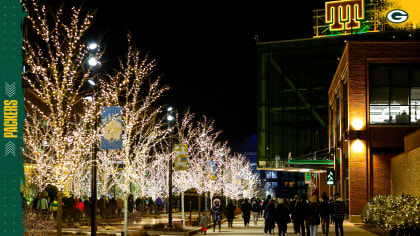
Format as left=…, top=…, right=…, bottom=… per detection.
left=211, top=199, right=223, bottom=232
left=77, top=198, right=85, bottom=220
left=332, top=193, right=346, bottom=236
left=37, top=195, right=49, bottom=219
left=135, top=197, right=141, bottom=213
left=84, top=198, right=91, bottom=219
left=275, top=197, right=291, bottom=236
left=320, top=193, right=332, bottom=236
left=241, top=198, right=252, bottom=228
left=199, top=211, right=210, bottom=234
left=128, top=195, right=135, bottom=214
left=293, top=195, right=308, bottom=236
left=98, top=196, right=105, bottom=218
left=157, top=196, right=162, bottom=214
left=262, top=194, right=271, bottom=216
left=252, top=197, right=261, bottom=225
left=264, top=198, right=276, bottom=235
left=290, top=195, right=300, bottom=234
left=305, top=195, right=321, bottom=236
left=225, top=199, right=236, bottom=228
left=117, top=197, right=123, bottom=216
left=50, top=198, right=58, bottom=219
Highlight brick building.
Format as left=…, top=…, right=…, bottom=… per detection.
left=328, top=40, right=420, bottom=222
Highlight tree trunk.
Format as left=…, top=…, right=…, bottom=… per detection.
left=204, top=192, right=207, bottom=211
left=181, top=192, right=185, bottom=226
left=57, top=191, right=63, bottom=236
left=198, top=194, right=201, bottom=221
left=102, top=195, right=106, bottom=219
left=124, top=195, right=128, bottom=236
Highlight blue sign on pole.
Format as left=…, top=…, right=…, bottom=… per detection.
left=101, top=106, right=123, bottom=149
left=208, top=160, right=217, bottom=180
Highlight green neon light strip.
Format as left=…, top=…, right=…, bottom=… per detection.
left=288, top=159, right=334, bottom=165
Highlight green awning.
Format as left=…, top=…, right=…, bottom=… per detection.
left=288, top=159, right=334, bottom=165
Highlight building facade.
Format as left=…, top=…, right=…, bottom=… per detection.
left=328, top=40, right=420, bottom=222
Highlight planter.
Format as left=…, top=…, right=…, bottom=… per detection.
left=146, top=230, right=190, bottom=236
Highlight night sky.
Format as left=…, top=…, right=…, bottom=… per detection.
left=78, top=0, right=325, bottom=145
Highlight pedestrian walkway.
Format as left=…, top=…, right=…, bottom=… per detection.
left=190, top=217, right=378, bottom=235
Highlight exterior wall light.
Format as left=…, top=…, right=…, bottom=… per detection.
left=351, top=139, right=364, bottom=153
left=351, top=118, right=364, bottom=130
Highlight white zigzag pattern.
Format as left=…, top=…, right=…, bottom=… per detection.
left=5, top=82, right=16, bottom=97
left=5, top=141, right=16, bottom=156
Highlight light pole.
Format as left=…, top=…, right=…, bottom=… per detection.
left=87, top=42, right=99, bottom=236
left=167, top=107, right=174, bottom=228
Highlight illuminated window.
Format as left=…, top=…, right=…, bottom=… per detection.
left=369, top=65, right=420, bottom=125
left=266, top=171, right=277, bottom=179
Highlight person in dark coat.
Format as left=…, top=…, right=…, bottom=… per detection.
left=332, top=193, right=346, bottom=236
left=264, top=199, right=276, bottom=234
left=262, top=194, right=271, bottom=217
left=293, top=195, right=309, bottom=236
left=240, top=198, right=252, bottom=227
left=276, top=197, right=291, bottom=236
left=98, top=197, right=105, bottom=218
left=290, top=195, right=300, bottom=234
left=67, top=195, right=75, bottom=221
left=320, top=192, right=332, bottom=236
left=128, top=195, right=134, bottom=213
left=211, top=199, right=223, bottom=232
left=135, top=197, right=141, bottom=213
left=252, top=197, right=262, bottom=225
left=84, top=198, right=91, bottom=219
left=32, top=195, right=39, bottom=211
left=305, top=195, right=321, bottom=236
left=225, top=199, right=236, bottom=227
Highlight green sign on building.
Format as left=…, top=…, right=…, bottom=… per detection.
left=305, top=172, right=311, bottom=184
left=327, top=169, right=335, bottom=185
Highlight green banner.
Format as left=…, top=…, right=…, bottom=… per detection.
left=0, top=1, right=26, bottom=235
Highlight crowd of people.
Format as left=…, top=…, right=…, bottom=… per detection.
left=25, top=193, right=168, bottom=221
left=259, top=192, right=347, bottom=236
left=25, top=190, right=347, bottom=236
left=204, top=192, right=347, bottom=236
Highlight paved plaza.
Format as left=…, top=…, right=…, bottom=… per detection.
left=189, top=216, right=378, bottom=236
left=41, top=211, right=379, bottom=235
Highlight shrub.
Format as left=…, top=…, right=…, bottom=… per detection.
left=154, top=223, right=166, bottom=229
left=362, top=194, right=420, bottom=235
left=143, top=224, right=153, bottom=230
left=173, top=223, right=183, bottom=230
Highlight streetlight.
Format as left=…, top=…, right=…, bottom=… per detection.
left=88, top=79, right=96, bottom=86
left=167, top=106, right=174, bottom=228
left=88, top=42, right=98, bottom=50
left=88, top=57, right=99, bottom=67
left=87, top=42, right=99, bottom=236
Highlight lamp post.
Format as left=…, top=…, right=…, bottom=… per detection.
left=87, top=42, right=99, bottom=236
left=167, top=107, right=174, bottom=228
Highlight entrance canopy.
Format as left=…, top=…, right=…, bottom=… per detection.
left=257, top=159, right=333, bottom=173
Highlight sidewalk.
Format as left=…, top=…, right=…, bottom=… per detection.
left=189, top=217, right=378, bottom=235
left=46, top=212, right=379, bottom=235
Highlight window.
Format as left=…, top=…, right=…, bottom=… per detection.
left=370, top=65, right=420, bottom=125
left=266, top=171, right=277, bottom=179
